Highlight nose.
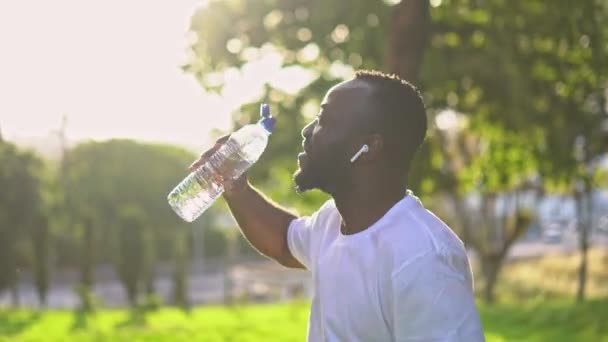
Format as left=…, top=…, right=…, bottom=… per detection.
left=301, top=120, right=315, bottom=139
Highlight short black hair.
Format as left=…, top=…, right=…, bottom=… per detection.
left=354, top=69, right=427, bottom=172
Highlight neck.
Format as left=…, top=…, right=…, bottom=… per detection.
left=332, top=178, right=407, bottom=235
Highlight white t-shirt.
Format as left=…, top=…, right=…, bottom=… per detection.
left=287, top=192, right=485, bottom=342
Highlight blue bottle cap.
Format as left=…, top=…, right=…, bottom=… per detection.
left=259, top=103, right=276, bottom=132
left=260, top=103, right=271, bottom=118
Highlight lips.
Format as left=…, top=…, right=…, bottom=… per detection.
left=302, top=139, right=312, bottom=154
left=298, top=139, right=312, bottom=168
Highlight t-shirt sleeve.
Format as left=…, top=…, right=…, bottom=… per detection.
left=286, top=201, right=333, bottom=270
left=392, top=252, right=484, bottom=342
left=286, top=215, right=314, bottom=269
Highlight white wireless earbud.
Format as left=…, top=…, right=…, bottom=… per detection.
left=350, top=144, right=369, bottom=163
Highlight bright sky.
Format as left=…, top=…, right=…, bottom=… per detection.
left=0, top=0, right=315, bottom=149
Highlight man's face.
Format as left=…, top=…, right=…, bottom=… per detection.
left=294, top=79, right=373, bottom=194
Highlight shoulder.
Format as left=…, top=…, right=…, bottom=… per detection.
left=311, top=199, right=338, bottom=224
left=391, top=248, right=472, bottom=285
left=389, top=250, right=482, bottom=341
left=376, top=195, right=468, bottom=277
left=290, top=199, right=337, bottom=232
left=317, top=198, right=337, bottom=215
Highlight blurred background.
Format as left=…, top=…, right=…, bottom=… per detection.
left=1, top=0, right=607, bottom=340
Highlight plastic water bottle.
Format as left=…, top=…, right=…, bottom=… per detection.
left=167, top=104, right=276, bottom=222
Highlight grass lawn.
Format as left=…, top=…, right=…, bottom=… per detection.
left=1, top=298, right=607, bottom=341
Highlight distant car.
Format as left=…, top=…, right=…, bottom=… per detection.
left=542, top=228, right=562, bottom=244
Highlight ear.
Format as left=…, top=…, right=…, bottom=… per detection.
left=359, top=134, right=384, bottom=162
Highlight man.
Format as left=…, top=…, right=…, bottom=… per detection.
left=190, top=70, right=484, bottom=341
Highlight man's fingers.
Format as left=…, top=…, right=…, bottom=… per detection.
left=215, top=134, right=230, bottom=144
left=188, top=149, right=215, bottom=172
left=187, top=134, right=232, bottom=172
left=187, top=159, right=203, bottom=173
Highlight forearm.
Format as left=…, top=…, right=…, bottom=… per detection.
left=223, top=181, right=300, bottom=266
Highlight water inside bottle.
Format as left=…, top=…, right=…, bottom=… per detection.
left=167, top=165, right=224, bottom=222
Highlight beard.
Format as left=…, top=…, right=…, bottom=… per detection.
left=293, top=159, right=319, bottom=193
left=293, top=143, right=352, bottom=195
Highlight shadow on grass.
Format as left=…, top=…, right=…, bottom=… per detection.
left=0, top=311, right=42, bottom=337
left=116, top=309, right=148, bottom=329
left=71, top=308, right=150, bottom=332
left=70, top=309, right=91, bottom=331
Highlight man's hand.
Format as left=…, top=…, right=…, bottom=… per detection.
left=187, top=134, right=249, bottom=197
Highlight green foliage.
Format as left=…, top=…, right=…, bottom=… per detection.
left=63, top=140, right=196, bottom=239
left=62, top=140, right=198, bottom=286
left=186, top=0, right=608, bottom=201
left=29, top=162, right=58, bottom=306
left=422, top=0, right=607, bottom=303
left=186, top=0, right=390, bottom=82
left=424, top=0, right=608, bottom=188
left=0, top=141, right=44, bottom=294
left=202, top=226, right=228, bottom=258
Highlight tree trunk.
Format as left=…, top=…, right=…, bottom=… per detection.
left=10, top=281, right=19, bottom=308
left=386, top=0, right=431, bottom=84
left=576, top=182, right=592, bottom=302
left=224, top=235, right=237, bottom=305
left=481, top=256, right=501, bottom=304
left=172, top=229, right=190, bottom=310
left=577, top=244, right=588, bottom=302
left=449, top=192, right=474, bottom=247
left=33, top=219, right=50, bottom=307
left=144, top=271, right=156, bottom=296
left=143, top=230, right=156, bottom=296
left=82, top=223, right=94, bottom=289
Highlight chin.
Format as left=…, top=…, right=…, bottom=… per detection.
left=293, top=168, right=317, bottom=194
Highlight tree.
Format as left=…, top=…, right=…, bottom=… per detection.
left=418, top=0, right=608, bottom=302
left=387, top=0, right=430, bottom=83
left=550, top=0, right=608, bottom=302
left=430, top=120, right=537, bottom=302
left=63, top=140, right=199, bottom=306
left=115, top=206, right=146, bottom=306
left=0, top=141, right=44, bottom=306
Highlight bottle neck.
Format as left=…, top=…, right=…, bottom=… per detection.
left=258, top=119, right=274, bottom=135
